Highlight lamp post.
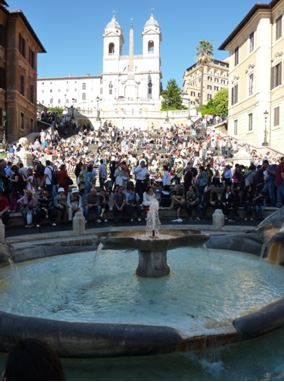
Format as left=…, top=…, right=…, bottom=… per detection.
left=262, top=110, right=269, bottom=146
left=96, top=96, right=101, bottom=121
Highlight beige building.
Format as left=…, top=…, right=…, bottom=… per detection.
left=220, top=0, right=284, bottom=152
left=0, top=1, right=45, bottom=143
left=182, top=58, right=229, bottom=107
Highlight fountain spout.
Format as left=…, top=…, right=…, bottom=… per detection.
left=146, top=199, right=160, bottom=237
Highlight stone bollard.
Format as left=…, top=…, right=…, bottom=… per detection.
left=0, top=219, right=5, bottom=243
left=72, top=211, right=85, bottom=235
left=212, top=209, right=224, bottom=230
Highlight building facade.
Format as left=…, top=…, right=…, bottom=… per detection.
left=37, top=14, right=162, bottom=119
left=0, top=1, right=45, bottom=142
left=220, top=0, right=284, bottom=152
left=182, top=59, right=229, bottom=107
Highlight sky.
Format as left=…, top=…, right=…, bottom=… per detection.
left=8, top=0, right=261, bottom=87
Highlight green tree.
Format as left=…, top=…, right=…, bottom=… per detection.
left=201, top=88, right=228, bottom=117
left=196, top=40, right=214, bottom=106
left=48, top=107, right=64, bottom=116
left=161, top=79, right=185, bottom=110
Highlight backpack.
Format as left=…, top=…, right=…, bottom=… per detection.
left=46, top=166, right=57, bottom=185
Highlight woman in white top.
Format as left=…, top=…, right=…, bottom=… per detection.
left=142, top=185, right=156, bottom=211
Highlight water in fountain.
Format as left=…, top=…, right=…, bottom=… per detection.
left=146, top=199, right=160, bottom=238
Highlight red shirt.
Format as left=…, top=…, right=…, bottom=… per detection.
left=275, top=162, right=284, bottom=186
left=0, top=196, right=9, bottom=212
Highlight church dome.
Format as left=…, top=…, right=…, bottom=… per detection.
left=105, top=16, right=121, bottom=31
left=144, top=14, right=160, bottom=29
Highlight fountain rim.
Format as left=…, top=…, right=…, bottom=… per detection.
left=3, top=225, right=284, bottom=357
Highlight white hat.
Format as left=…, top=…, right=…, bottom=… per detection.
left=58, top=187, right=65, bottom=193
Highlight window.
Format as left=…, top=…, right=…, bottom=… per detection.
left=18, top=33, right=26, bottom=57
left=234, top=46, right=239, bottom=66
left=109, top=82, right=113, bottom=95
left=30, top=118, right=34, bottom=131
left=148, top=40, right=154, bottom=53
left=109, top=42, right=115, bottom=54
left=231, top=83, right=238, bottom=105
left=248, top=72, right=254, bottom=96
left=207, top=94, right=212, bottom=101
left=274, top=106, right=280, bottom=126
left=148, top=80, right=152, bottom=98
left=276, top=16, right=282, bottom=40
left=82, top=93, right=86, bottom=100
left=20, top=75, right=25, bottom=96
left=248, top=113, right=253, bottom=131
left=50, top=98, right=53, bottom=105
left=0, top=25, right=5, bottom=47
left=207, top=85, right=212, bottom=90
left=0, top=67, right=5, bottom=89
left=82, top=83, right=86, bottom=90
left=20, top=112, right=24, bottom=130
left=271, top=62, right=282, bottom=88
left=190, top=91, right=195, bottom=96
left=50, top=89, right=53, bottom=93
left=214, top=86, right=219, bottom=91
left=29, top=48, right=35, bottom=68
left=29, top=85, right=34, bottom=103
left=249, top=32, right=254, bottom=53
left=58, top=99, right=61, bottom=104
left=234, top=120, right=238, bottom=135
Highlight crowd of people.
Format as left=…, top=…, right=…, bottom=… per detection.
left=0, top=115, right=283, bottom=228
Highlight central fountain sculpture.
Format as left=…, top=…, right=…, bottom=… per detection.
left=102, top=199, right=202, bottom=278
left=136, top=199, right=170, bottom=277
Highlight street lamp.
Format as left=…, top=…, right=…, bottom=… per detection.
left=262, top=110, right=269, bottom=146
left=96, top=96, right=101, bottom=121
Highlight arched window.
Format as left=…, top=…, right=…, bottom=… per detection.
left=109, top=82, right=113, bottom=95
left=148, top=80, right=152, bottom=98
left=148, top=40, right=154, bottom=53
left=109, top=43, right=115, bottom=55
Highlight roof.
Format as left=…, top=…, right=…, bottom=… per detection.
left=186, top=58, right=229, bottom=72
left=105, top=15, right=121, bottom=31
left=10, top=10, right=46, bottom=52
left=218, top=1, right=280, bottom=50
left=38, top=75, right=101, bottom=81
left=144, top=14, right=160, bottom=29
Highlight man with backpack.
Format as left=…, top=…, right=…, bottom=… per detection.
left=43, top=160, right=56, bottom=194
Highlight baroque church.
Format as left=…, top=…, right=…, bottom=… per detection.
left=102, top=14, right=162, bottom=108
left=37, top=14, right=163, bottom=126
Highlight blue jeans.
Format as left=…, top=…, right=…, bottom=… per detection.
left=276, top=183, right=284, bottom=208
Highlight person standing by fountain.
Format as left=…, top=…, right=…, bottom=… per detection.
left=134, top=160, right=150, bottom=204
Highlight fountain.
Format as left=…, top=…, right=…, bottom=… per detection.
left=0, top=205, right=284, bottom=369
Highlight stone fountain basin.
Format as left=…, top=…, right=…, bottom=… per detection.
left=3, top=225, right=284, bottom=358
left=99, top=228, right=208, bottom=251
